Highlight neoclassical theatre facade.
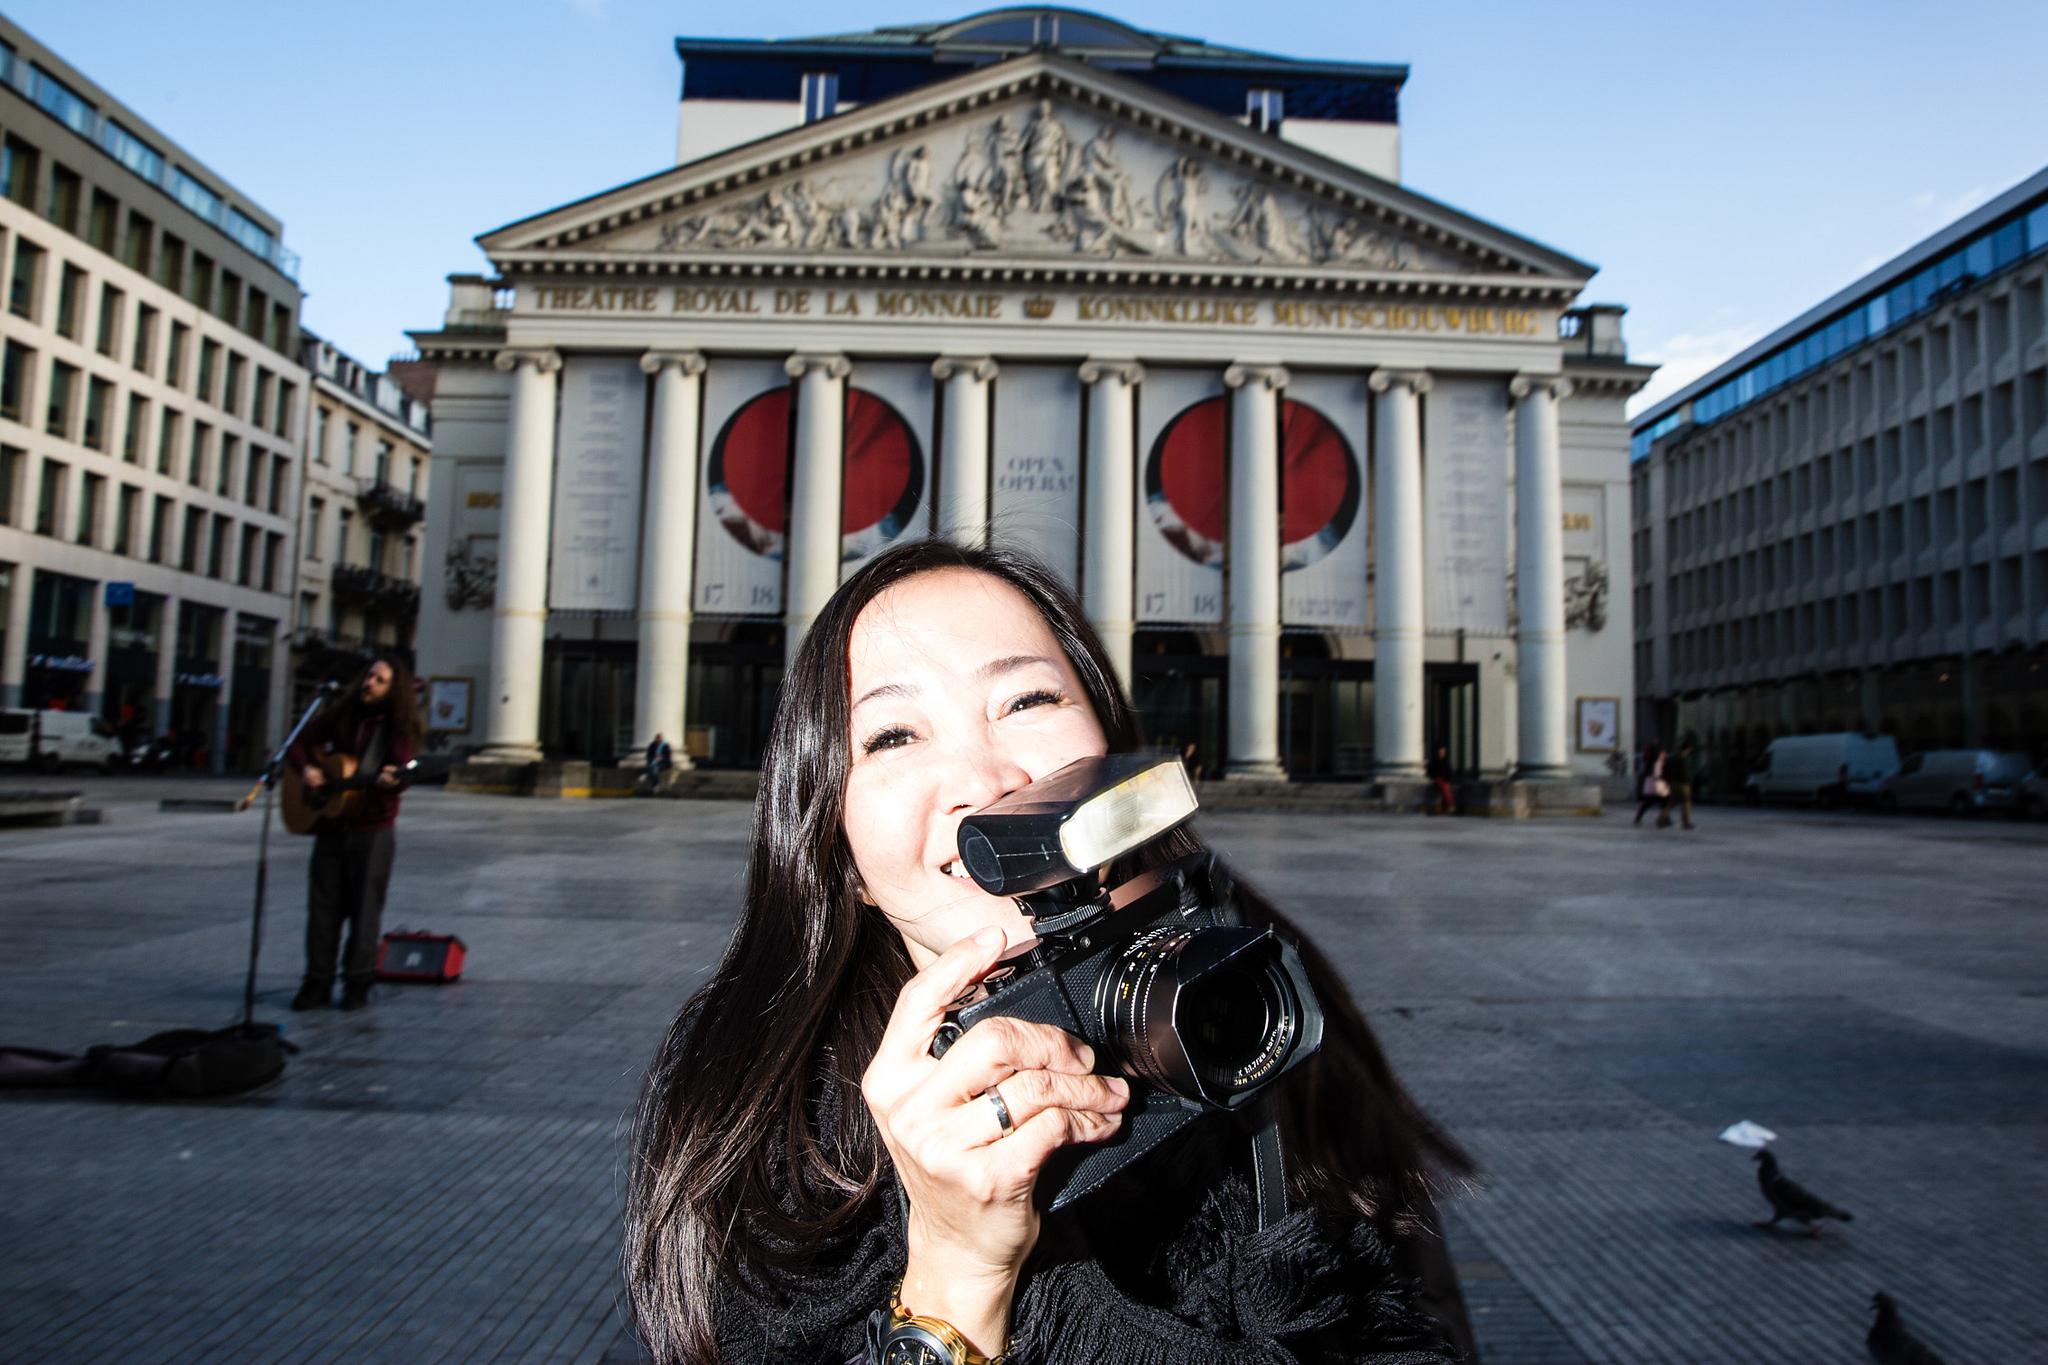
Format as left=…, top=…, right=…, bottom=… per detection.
left=411, top=51, right=1649, bottom=788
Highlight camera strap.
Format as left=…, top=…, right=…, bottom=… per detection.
left=1248, top=1102, right=1289, bottom=1231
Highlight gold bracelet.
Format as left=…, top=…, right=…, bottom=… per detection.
left=886, top=1280, right=1010, bottom=1365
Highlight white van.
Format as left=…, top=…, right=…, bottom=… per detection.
left=0, top=708, right=122, bottom=773
left=1878, top=749, right=2034, bottom=814
left=1744, top=732, right=1901, bottom=806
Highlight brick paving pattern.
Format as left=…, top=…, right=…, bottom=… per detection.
left=2, top=776, right=2043, bottom=1362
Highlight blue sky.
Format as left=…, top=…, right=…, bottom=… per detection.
left=15, top=0, right=2047, bottom=415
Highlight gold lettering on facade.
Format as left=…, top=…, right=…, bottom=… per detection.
left=1562, top=512, right=1593, bottom=532
left=1074, top=296, right=1258, bottom=326
left=774, top=289, right=811, bottom=315
left=669, top=287, right=762, bottom=315
left=825, top=290, right=860, bottom=316
left=1269, top=301, right=1545, bottom=335
left=465, top=491, right=502, bottom=508
left=874, top=291, right=1002, bottom=320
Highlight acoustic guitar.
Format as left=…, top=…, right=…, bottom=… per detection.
left=278, top=753, right=412, bottom=835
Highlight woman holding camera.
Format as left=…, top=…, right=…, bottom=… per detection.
left=627, top=539, right=1472, bottom=1364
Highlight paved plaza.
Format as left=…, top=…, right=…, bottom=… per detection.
left=1, top=776, right=2044, bottom=1363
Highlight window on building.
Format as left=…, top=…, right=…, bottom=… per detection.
left=218, top=435, right=238, bottom=497
left=148, top=493, right=169, bottom=563
left=157, top=234, right=185, bottom=293
left=122, top=394, right=148, bottom=463
left=268, top=454, right=287, bottom=515
left=197, top=340, right=218, bottom=404
left=32, top=65, right=96, bottom=135
left=113, top=484, right=137, bottom=556
left=8, top=237, right=42, bottom=318
left=190, top=253, right=214, bottom=312
left=1, top=135, right=39, bottom=208
left=312, top=406, right=328, bottom=464
left=344, top=420, right=360, bottom=475
left=95, top=284, right=124, bottom=356
left=87, top=190, right=118, bottom=253
left=83, top=376, right=112, bottom=450
left=407, top=456, right=421, bottom=497
left=55, top=263, right=84, bottom=339
left=242, top=287, right=266, bottom=341
left=156, top=409, right=179, bottom=475
left=188, top=421, right=210, bottom=486
left=243, top=443, right=263, bottom=506
left=237, top=525, right=258, bottom=586
left=224, top=208, right=274, bottom=261
left=263, top=531, right=281, bottom=592
left=0, top=341, right=31, bottom=423
left=46, top=164, right=82, bottom=232
left=181, top=506, right=203, bottom=572
left=222, top=352, right=244, bottom=417
left=368, top=526, right=387, bottom=575
left=270, top=302, right=293, bottom=356
left=35, top=459, right=64, bottom=536
left=0, top=445, right=20, bottom=526
left=251, top=368, right=270, bottom=429
left=166, top=321, right=188, bottom=389
left=374, top=440, right=392, bottom=486
left=336, top=507, right=351, bottom=564
left=121, top=210, right=153, bottom=274
left=46, top=361, right=78, bottom=439
left=1246, top=88, right=1285, bottom=133
left=76, top=472, right=102, bottom=545
left=307, top=495, right=325, bottom=560
left=274, top=380, right=295, bottom=438
left=170, top=168, right=221, bottom=223
left=801, top=71, right=841, bottom=124
left=131, top=303, right=157, bottom=375
left=297, top=591, right=316, bottom=630
left=102, top=119, right=164, bottom=182
left=207, top=515, right=228, bottom=579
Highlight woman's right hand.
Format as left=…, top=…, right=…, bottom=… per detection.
left=861, top=926, right=1130, bottom=1350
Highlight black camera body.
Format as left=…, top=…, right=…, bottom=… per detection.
left=929, top=756, right=1325, bottom=1211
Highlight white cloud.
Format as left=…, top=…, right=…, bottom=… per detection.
left=1626, top=321, right=1771, bottom=419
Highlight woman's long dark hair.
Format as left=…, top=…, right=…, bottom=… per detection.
left=335, top=651, right=424, bottom=751
left=625, top=539, right=1470, bottom=1364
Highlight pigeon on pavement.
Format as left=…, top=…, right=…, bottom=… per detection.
left=1753, top=1149, right=1853, bottom=1233
left=1867, top=1291, right=1947, bottom=1365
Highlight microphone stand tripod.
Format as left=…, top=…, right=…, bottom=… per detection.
left=233, top=683, right=340, bottom=1030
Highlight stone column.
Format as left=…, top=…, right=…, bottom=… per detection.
left=932, top=356, right=997, bottom=545
left=784, top=352, right=850, bottom=668
left=0, top=562, right=31, bottom=709
left=474, top=347, right=562, bottom=764
left=1223, top=363, right=1289, bottom=778
left=153, top=594, right=177, bottom=734
left=634, top=350, right=705, bottom=771
left=1511, top=373, right=1573, bottom=779
left=1370, top=368, right=1431, bottom=778
left=84, top=582, right=109, bottom=718
left=1079, top=359, right=1143, bottom=692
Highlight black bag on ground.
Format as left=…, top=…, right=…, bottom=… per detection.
left=0, top=1024, right=290, bottom=1099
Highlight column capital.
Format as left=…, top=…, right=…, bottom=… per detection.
left=1368, top=367, right=1432, bottom=396
left=1224, top=363, right=1290, bottom=391
left=785, top=351, right=851, bottom=381
left=1509, top=372, right=1573, bottom=401
left=1079, top=358, right=1144, bottom=387
left=931, top=355, right=999, bottom=383
left=640, top=349, right=707, bottom=378
left=493, top=347, right=562, bottom=375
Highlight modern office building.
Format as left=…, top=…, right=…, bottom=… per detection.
left=410, top=8, right=1652, bottom=788
left=1631, top=166, right=2048, bottom=789
left=0, top=16, right=306, bottom=772
left=289, top=330, right=431, bottom=710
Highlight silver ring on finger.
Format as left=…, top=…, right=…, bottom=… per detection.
left=982, top=1085, right=1014, bottom=1137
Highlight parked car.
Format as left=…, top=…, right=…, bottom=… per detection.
left=1879, top=749, right=2035, bottom=815
left=1744, top=732, right=1901, bottom=806
left=2018, top=769, right=2046, bottom=821
left=0, top=708, right=122, bottom=773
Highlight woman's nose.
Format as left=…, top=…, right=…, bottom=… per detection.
left=943, top=744, right=1032, bottom=815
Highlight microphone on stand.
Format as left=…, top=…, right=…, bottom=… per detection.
left=316, top=680, right=344, bottom=694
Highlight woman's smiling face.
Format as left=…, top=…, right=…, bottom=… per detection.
left=842, top=567, right=1109, bottom=969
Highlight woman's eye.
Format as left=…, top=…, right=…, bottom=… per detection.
left=861, top=725, right=915, bottom=755
left=1006, top=688, right=1064, bottom=715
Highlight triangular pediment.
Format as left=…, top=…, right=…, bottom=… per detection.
left=481, top=53, right=1591, bottom=288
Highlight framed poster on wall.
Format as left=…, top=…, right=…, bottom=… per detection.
left=428, top=677, right=473, bottom=734
left=1576, top=696, right=1619, bottom=753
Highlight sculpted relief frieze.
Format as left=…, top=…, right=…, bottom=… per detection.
left=644, top=99, right=1463, bottom=271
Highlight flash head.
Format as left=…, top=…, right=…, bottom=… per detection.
left=957, top=754, right=1198, bottom=898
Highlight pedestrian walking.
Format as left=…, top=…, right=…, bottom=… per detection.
left=1669, top=735, right=1698, bottom=830
left=644, top=732, right=675, bottom=792
left=1426, top=744, right=1458, bottom=815
left=1635, top=742, right=1672, bottom=828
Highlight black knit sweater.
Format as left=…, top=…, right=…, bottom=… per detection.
left=708, top=1111, right=1460, bottom=1363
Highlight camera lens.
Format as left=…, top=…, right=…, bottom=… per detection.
left=1096, top=926, right=1300, bottom=1104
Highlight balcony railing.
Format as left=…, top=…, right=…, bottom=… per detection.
left=358, top=480, right=426, bottom=526
left=331, top=564, right=421, bottom=616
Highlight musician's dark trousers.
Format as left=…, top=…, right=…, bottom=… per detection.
left=306, top=828, right=396, bottom=988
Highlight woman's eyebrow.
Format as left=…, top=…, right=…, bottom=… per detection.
left=850, top=656, right=1057, bottom=713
